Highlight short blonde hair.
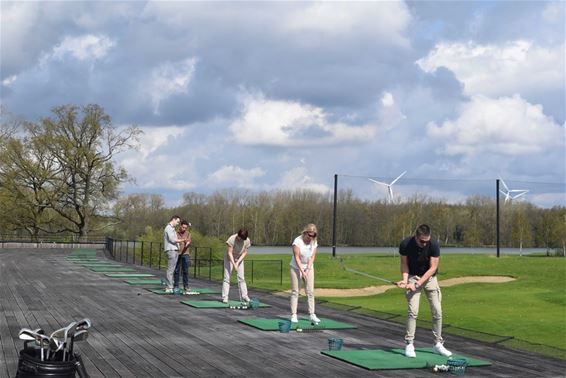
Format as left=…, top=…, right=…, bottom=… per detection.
left=302, top=223, right=318, bottom=239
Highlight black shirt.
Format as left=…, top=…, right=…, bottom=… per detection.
left=399, top=236, right=440, bottom=276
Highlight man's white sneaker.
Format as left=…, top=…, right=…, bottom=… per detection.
left=164, top=288, right=173, bottom=294
left=222, top=298, right=228, bottom=304
left=290, top=314, right=298, bottom=323
left=405, top=343, right=416, bottom=358
left=309, top=314, right=321, bottom=324
left=433, top=342, right=452, bottom=357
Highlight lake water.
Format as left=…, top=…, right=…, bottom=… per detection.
left=250, top=246, right=552, bottom=256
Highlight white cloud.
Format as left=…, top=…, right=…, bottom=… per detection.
left=416, top=40, right=564, bottom=96
left=381, top=92, right=395, bottom=107
left=119, top=126, right=195, bottom=190
left=2, top=75, right=17, bottom=87
left=283, top=2, right=411, bottom=46
left=275, top=166, right=330, bottom=194
left=427, top=94, right=564, bottom=156
left=136, top=126, right=186, bottom=158
left=207, top=165, right=266, bottom=187
left=378, top=91, right=406, bottom=130
left=229, top=93, right=376, bottom=146
left=146, top=58, right=197, bottom=114
left=52, top=34, right=116, bottom=61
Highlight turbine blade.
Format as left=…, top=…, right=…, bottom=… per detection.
left=499, top=177, right=509, bottom=191
left=390, top=171, right=407, bottom=185
left=512, top=191, right=528, bottom=199
left=368, top=178, right=388, bottom=186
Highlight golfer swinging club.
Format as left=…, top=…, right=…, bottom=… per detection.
left=396, top=224, right=452, bottom=358
left=221, top=228, right=251, bottom=304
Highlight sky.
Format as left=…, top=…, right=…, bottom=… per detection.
left=1, top=1, right=565, bottom=207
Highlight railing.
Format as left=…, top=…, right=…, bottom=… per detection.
left=0, top=234, right=106, bottom=248
left=105, top=237, right=283, bottom=285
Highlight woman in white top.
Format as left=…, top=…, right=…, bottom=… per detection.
left=290, top=223, right=320, bottom=324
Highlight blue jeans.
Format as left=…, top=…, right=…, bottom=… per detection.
left=174, top=254, right=190, bottom=289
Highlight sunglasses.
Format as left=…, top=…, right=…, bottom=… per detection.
left=306, top=232, right=317, bottom=238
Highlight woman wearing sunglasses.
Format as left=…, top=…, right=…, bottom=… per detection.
left=289, top=223, right=320, bottom=325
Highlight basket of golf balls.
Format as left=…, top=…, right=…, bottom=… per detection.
left=278, top=320, right=292, bottom=333
left=328, top=337, right=344, bottom=351
left=249, top=298, right=260, bottom=310
left=447, top=358, right=467, bottom=376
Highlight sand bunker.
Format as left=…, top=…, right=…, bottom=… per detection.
left=274, top=276, right=515, bottom=297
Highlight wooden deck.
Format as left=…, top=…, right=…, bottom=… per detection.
left=1, top=248, right=564, bottom=378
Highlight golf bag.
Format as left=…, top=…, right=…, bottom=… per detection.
left=16, top=347, right=88, bottom=378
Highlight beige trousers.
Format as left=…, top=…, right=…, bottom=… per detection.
left=222, top=255, right=248, bottom=301
left=405, top=275, right=444, bottom=344
left=290, top=267, right=315, bottom=315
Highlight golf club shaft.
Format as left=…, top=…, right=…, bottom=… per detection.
left=339, top=258, right=397, bottom=284
left=344, top=267, right=396, bottom=284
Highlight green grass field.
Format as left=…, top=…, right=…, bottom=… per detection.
left=238, top=253, right=566, bottom=359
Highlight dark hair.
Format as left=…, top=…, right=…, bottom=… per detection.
left=237, top=228, right=248, bottom=240
left=180, top=220, right=189, bottom=226
left=170, top=215, right=181, bottom=221
left=415, top=224, right=431, bottom=236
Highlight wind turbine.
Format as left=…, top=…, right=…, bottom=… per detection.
left=368, top=171, right=407, bottom=203
left=499, top=177, right=529, bottom=204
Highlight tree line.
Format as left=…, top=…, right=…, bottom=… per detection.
left=1, top=105, right=564, bottom=253
left=111, top=189, right=565, bottom=252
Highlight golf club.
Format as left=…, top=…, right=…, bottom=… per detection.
left=50, top=321, right=77, bottom=361
left=338, top=258, right=398, bottom=285
left=19, top=329, right=49, bottom=361
left=68, top=329, right=89, bottom=358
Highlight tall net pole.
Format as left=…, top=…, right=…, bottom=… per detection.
left=496, top=179, right=500, bottom=258
left=332, top=174, right=338, bottom=257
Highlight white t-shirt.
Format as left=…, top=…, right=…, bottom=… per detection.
left=290, top=235, right=318, bottom=269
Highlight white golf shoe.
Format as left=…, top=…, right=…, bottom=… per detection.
left=405, top=343, right=416, bottom=358
left=290, top=314, right=298, bottom=323
left=164, top=288, right=173, bottom=294
left=433, top=342, right=452, bottom=357
left=222, top=298, right=228, bottom=304
left=309, top=314, right=321, bottom=325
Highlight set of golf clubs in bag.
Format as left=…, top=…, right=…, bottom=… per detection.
left=17, top=319, right=91, bottom=377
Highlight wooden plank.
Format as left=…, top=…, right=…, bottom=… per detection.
left=1, top=248, right=565, bottom=378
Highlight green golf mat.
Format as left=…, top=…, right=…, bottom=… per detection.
left=239, top=317, right=356, bottom=331
left=105, top=273, right=155, bottom=278
left=66, top=258, right=100, bottom=261
left=180, top=300, right=270, bottom=308
left=125, top=279, right=163, bottom=285
left=89, top=267, right=136, bottom=272
left=81, top=262, right=123, bottom=266
left=321, top=348, right=491, bottom=370
left=147, top=288, right=220, bottom=295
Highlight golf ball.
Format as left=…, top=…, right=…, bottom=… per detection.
left=296, top=328, right=303, bottom=332
left=433, top=367, right=438, bottom=372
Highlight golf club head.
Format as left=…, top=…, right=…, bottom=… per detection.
left=76, top=318, right=92, bottom=331
left=73, top=329, right=89, bottom=342
left=18, top=328, right=37, bottom=341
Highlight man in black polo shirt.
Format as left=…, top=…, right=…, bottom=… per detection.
left=397, top=224, right=452, bottom=358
